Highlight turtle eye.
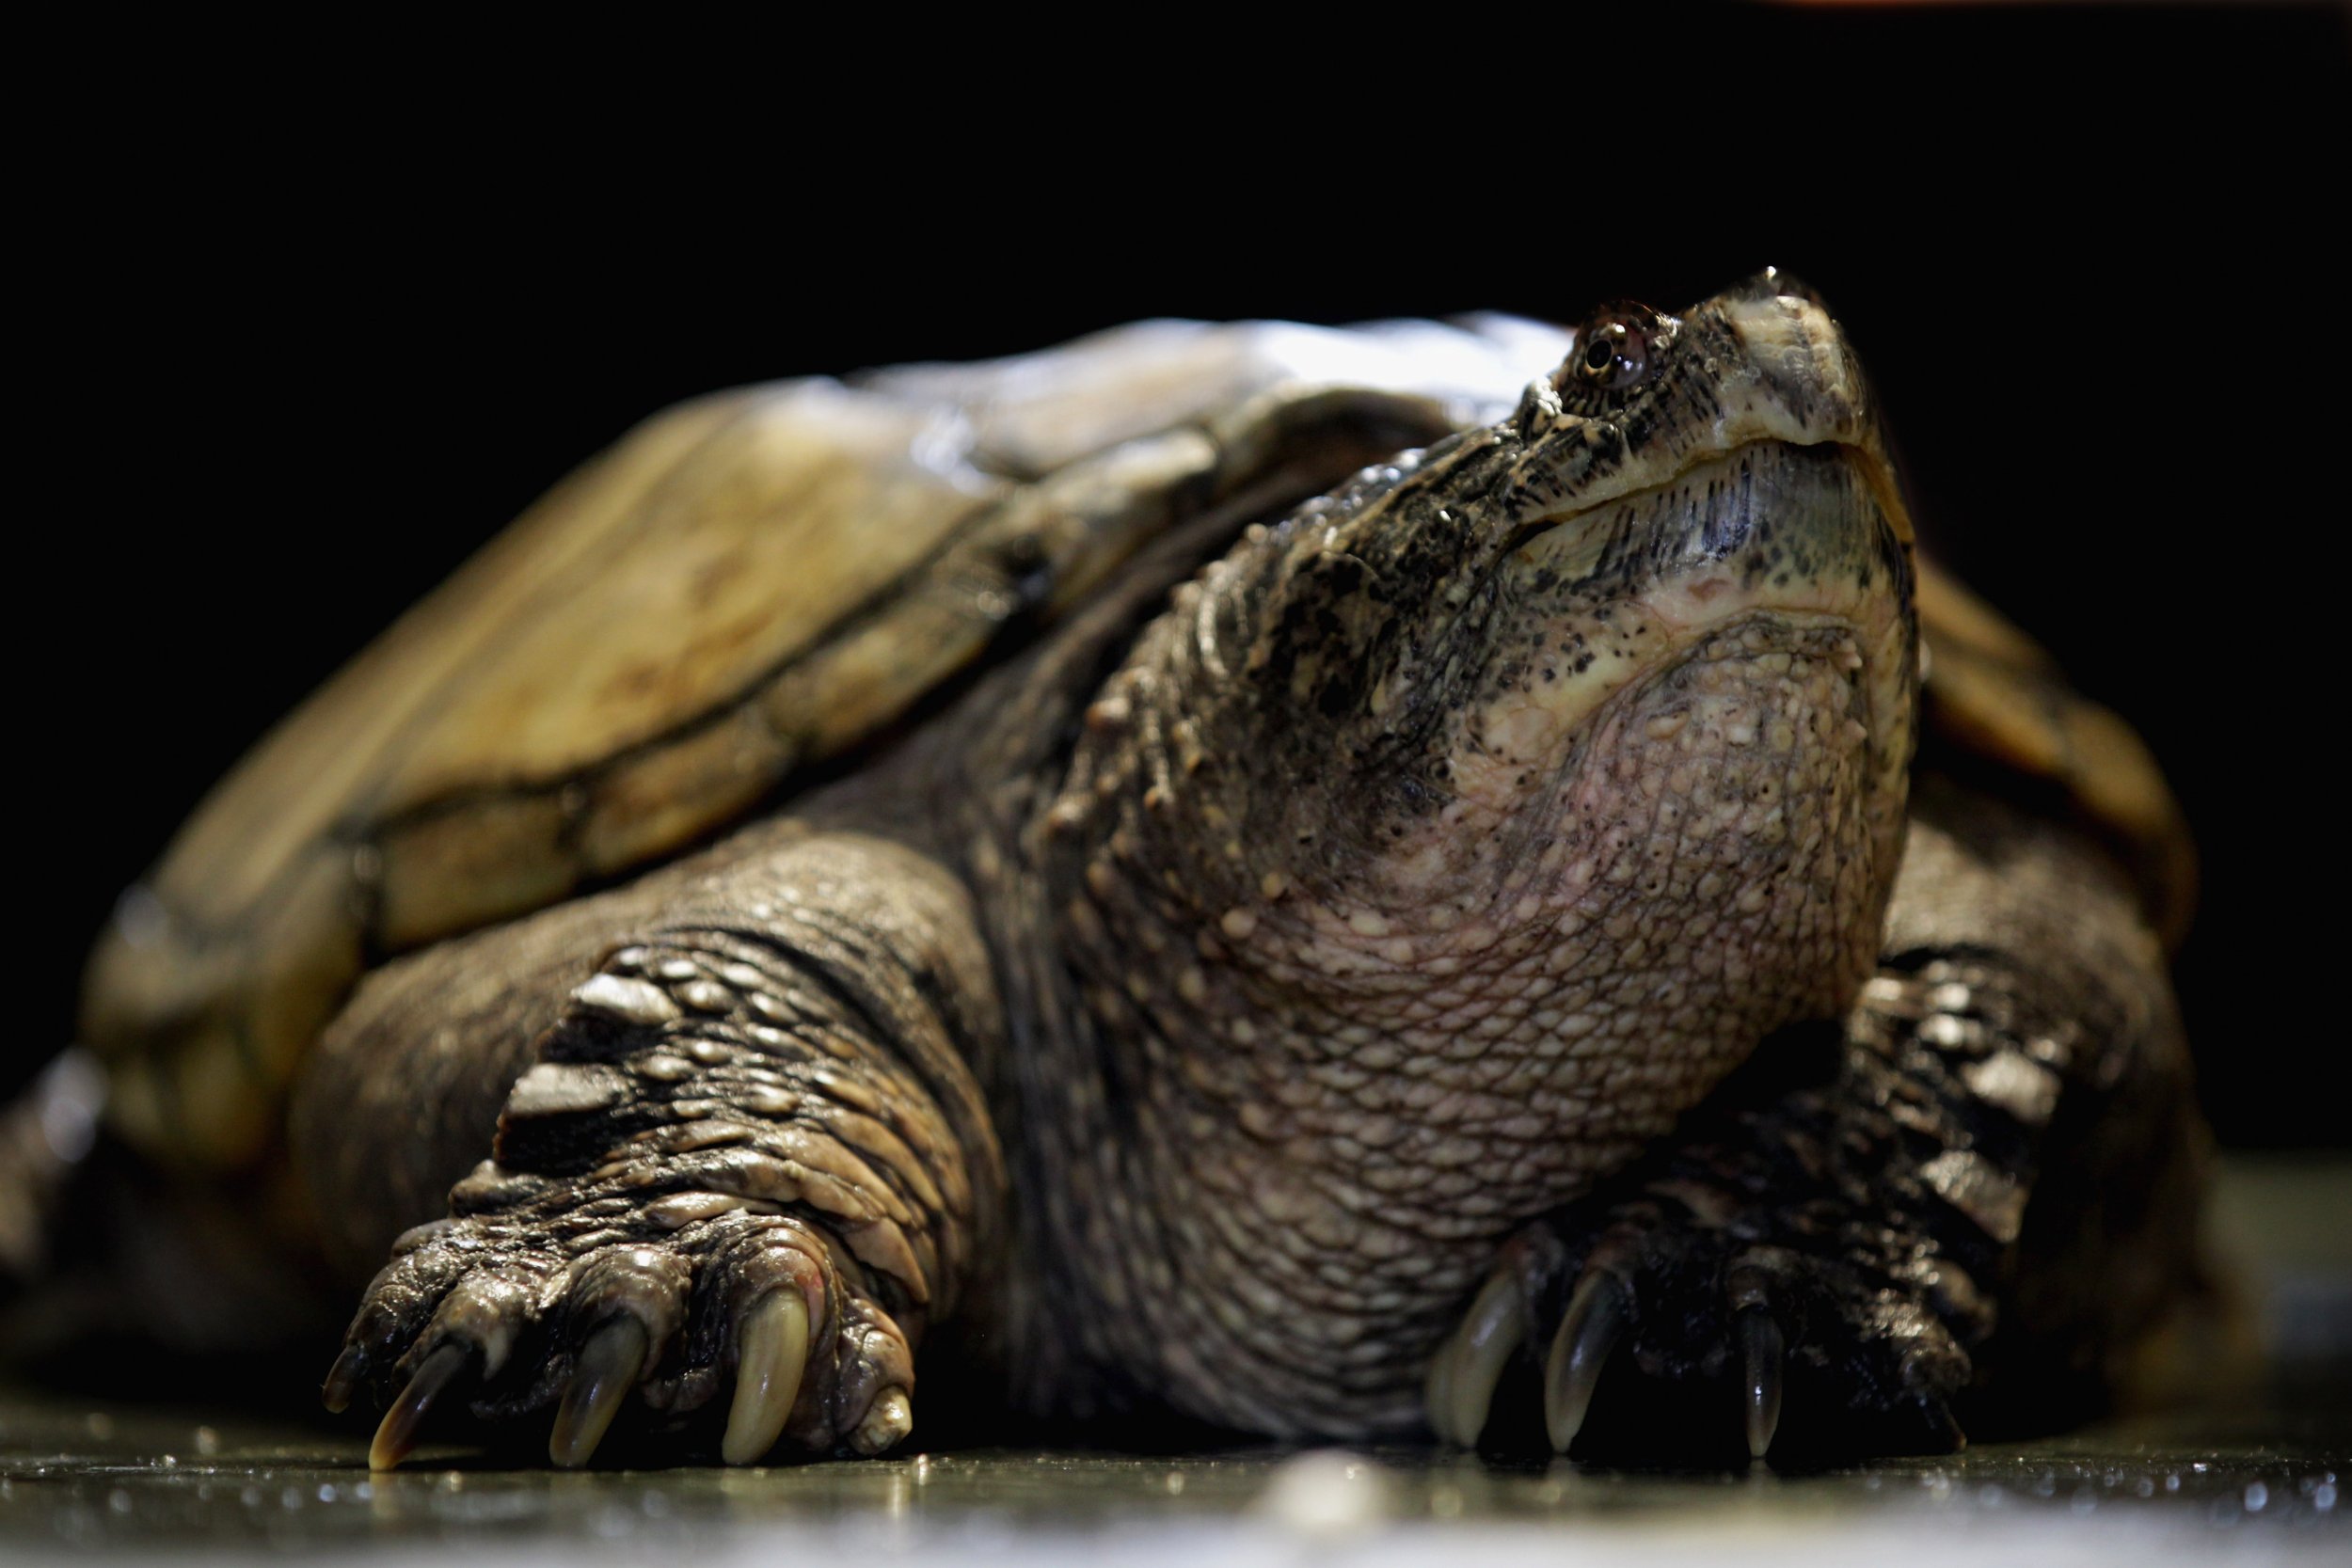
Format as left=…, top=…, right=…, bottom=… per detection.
left=1565, top=314, right=1651, bottom=392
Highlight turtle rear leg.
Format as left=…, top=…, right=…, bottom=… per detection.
left=3, top=1052, right=341, bottom=1375
left=293, top=825, right=1006, bottom=1466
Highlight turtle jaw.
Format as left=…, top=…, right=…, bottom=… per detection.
left=1433, top=436, right=1917, bottom=841
left=1329, top=430, right=1918, bottom=1051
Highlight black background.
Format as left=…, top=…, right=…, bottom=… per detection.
left=25, top=6, right=2349, bottom=1145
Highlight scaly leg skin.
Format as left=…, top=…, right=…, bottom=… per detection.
left=302, top=830, right=1005, bottom=1468
left=1424, top=785, right=2206, bottom=1467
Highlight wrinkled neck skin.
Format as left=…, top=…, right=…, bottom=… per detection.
left=992, top=283, right=1921, bottom=1436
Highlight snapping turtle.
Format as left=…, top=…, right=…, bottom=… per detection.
left=30, top=272, right=2203, bottom=1469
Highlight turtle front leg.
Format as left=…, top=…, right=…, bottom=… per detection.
left=1423, top=791, right=2208, bottom=1466
left=297, top=829, right=1005, bottom=1467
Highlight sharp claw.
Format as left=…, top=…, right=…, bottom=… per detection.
left=1897, top=1337, right=1967, bottom=1453
left=1738, top=1307, right=1785, bottom=1462
left=369, top=1341, right=472, bottom=1471
left=722, top=1291, right=810, bottom=1465
left=1543, top=1269, right=1628, bottom=1455
left=548, top=1315, right=650, bottom=1468
left=1442, top=1272, right=1527, bottom=1449
left=322, top=1345, right=366, bottom=1415
left=1915, top=1393, right=1966, bottom=1453
left=1423, top=1330, right=1462, bottom=1445
left=850, top=1386, right=913, bottom=1454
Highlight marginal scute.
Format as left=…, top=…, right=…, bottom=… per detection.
left=1916, top=561, right=2194, bottom=946
left=163, top=390, right=756, bottom=933
left=80, top=840, right=364, bottom=1169
left=577, top=705, right=794, bottom=877
left=373, top=793, right=575, bottom=951
left=754, top=426, right=1224, bottom=769
left=167, top=1025, right=275, bottom=1171
left=372, top=383, right=1004, bottom=809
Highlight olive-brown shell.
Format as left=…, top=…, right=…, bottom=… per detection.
left=82, top=317, right=1559, bottom=1167
left=1914, top=562, right=2194, bottom=948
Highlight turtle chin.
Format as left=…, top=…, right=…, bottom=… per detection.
left=1331, top=437, right=1917, bottom=1069
left=1374, top=606, right=1901, bottom=961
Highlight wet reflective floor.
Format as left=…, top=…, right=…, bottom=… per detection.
left=1, top=1402, right=2346, bottom=1564
left=4, top=1160, right=2346, bottom=1564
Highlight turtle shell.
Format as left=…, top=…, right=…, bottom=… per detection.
left=1913, top=560, right=2194, bottom=949
left=82, top=310, right=2192, bottom=1170
left=81, top=315, right=1566, bottom=1168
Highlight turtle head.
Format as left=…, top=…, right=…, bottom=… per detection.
left=1027, top=279, right=1931, bottom=1423
left=1181, top=271, right=1920, bottom=1055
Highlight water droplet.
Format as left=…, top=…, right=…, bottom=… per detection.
left=2313, top=1481, right=2336, bottom=1511
left=114, top=886, right=168, bottom=948
left=1255, top=1451, right=1391, bottom=1534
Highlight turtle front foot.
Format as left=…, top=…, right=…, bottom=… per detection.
left=1425, top=1202, right=1971, bottom=1468
left=326, top=1192, right=913, bottom=1469
left=1423, top=1026, right=1998, bottom=1467
left=323, top=918, right=987, bottom=1468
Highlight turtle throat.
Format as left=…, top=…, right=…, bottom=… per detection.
left=1030, top=595, right=1909, bottom=1436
